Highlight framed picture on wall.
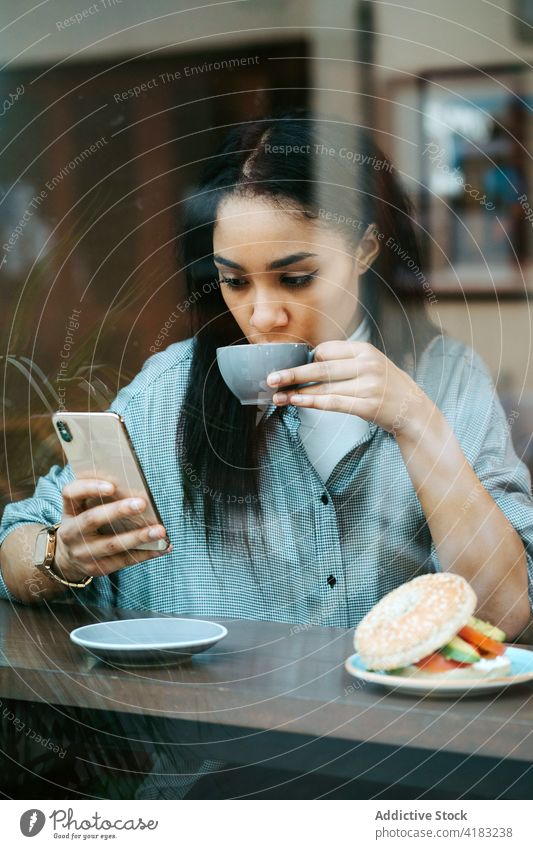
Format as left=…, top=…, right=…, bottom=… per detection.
left=389, top=65, right=532, bottom=295
left=513, top=1, right=533, bottom=42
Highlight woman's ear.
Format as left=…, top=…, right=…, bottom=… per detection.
left=354, top=223, right=381, bottom=273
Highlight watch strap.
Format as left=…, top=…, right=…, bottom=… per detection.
left=35, top=524, right=93, bottom=589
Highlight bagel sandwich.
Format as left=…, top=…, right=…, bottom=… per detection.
left=354, top=573, right=511, bottom=679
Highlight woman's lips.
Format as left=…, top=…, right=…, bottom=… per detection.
left=251, top=337, right=309, bottom=344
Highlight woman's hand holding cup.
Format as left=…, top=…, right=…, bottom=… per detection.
left=53, top=478, right=171, bottom=583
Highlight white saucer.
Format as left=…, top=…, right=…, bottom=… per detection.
left=344, top=646, right=533, bottom=698
left=70, top=617, right=228, bottom=666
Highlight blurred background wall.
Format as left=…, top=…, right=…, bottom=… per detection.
left=1, top=0, right=532, bottom=501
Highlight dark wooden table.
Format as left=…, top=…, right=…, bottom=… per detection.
left=1, top=600, right=532, bottom=798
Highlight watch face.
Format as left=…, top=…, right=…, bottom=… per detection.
left=33, top=531, right=50, bottom=567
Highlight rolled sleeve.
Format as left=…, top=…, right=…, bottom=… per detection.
left=426, top=347, right=533, bottom=615
left=0, top=464, right=74, bottom=602
left=0, top=464, right=73, bottom=546
left=470, top=391, right=533, bottom=615
left=0, top=463, right=114, bottom=607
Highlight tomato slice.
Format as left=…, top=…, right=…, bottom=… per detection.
left=458, top=625, right=506, bottom=656
left=414, top=652, right=471, bottom=673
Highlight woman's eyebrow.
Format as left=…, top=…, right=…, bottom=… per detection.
left=213, top=252, right=318, bottom=271
left=213, top=254, right=244, bottom=270
left=269, top=252, right=318, bottom=270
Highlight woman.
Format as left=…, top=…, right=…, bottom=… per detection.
left=1, top=110, right=532, bottom=797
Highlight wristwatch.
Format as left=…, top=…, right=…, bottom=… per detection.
left=33, top=523, right=93, bottom=589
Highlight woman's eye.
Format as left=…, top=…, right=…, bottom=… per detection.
left=220, top=276, right=247, bottom=289
left=219, top=272, right=317, bottom=290
left=281, top=273, right=316, bottom=288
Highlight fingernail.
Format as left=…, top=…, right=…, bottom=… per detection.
left=273, top=392, right=287, bottom=404
left=268, top=371, right=281, bottom=386
left=129, top=498, right=145, bottom=509
left=98, top=482, right=114, bottom=493
left=148, top=527, right=164, bottom=539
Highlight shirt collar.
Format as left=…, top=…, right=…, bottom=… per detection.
left=257, top=401, right=295, bottom=426
left=258, top=402, right=380, bottom=449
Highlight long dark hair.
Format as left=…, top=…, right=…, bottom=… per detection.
left=176, top=109, right=439, bottom=540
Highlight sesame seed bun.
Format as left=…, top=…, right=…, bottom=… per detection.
left=355, top=573, right=477, bottom=670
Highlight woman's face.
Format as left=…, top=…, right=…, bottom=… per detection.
left=212, top=195, right=380, bottom=347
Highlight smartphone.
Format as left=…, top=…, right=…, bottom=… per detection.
left=52, top=411, right=170, bottom=552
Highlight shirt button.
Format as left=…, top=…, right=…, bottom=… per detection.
left=321, top=493, right=329, bottom=505
left=327, top=574, right=336, bottom=587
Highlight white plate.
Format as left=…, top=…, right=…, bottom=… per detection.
left=70, top=617, right=228, bottom=667
left=344, top=646, right=533, bottom=697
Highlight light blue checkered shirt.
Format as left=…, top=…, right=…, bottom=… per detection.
left=2, top=333, right=533, bottom=621
left=2, top=333, right=533, bottom=797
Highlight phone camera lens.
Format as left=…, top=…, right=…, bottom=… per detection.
left=56, top=421, right=73, bottom=442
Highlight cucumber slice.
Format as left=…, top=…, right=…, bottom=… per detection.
left=440, top=635, right=480, bottom=663
left=468, top=615, right=506, bottom=642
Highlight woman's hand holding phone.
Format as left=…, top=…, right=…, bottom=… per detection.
left=54, top=478, right=172, bottom=583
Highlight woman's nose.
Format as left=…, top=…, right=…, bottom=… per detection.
left=249, top=300, right=288, bottom=331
